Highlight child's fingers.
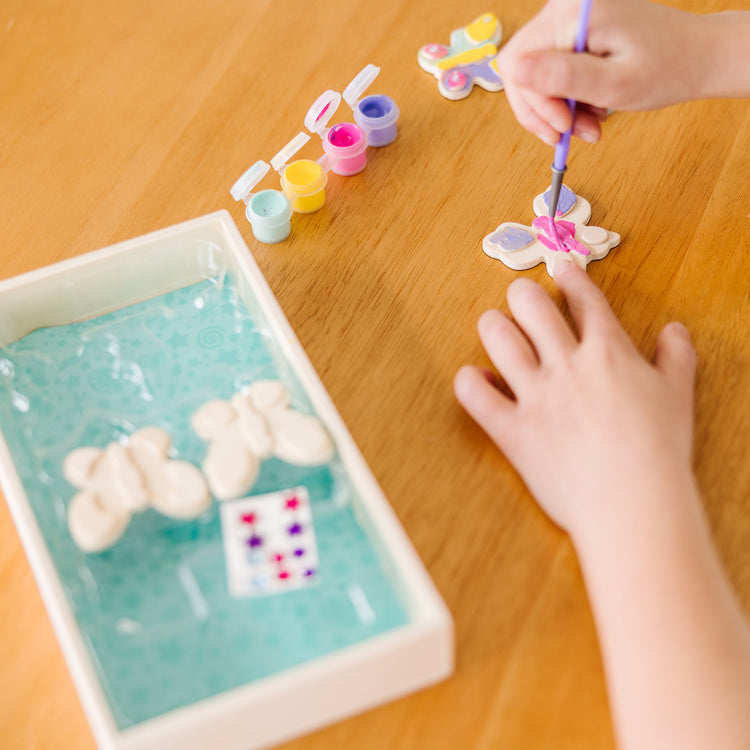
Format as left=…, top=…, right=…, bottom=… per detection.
left=519, top=86, right=578, bottom=135
left=508, top=85, right=603, bottom=144
left=506, top=277, right=578, bottom=362
left=507, top=49, right=626, bottom=110
left=654, top=322, right=697, bottom=403
left=454, top=365, right=516, bottom=448
left=578, top=103, right=608, bottom=122
left=552, top=261, right=622, bottom=341
left=503, top=83, right=561, bottom=147
left=571, top=109, right=603, bottom=143
left=477, top=309, right=538, bottom=394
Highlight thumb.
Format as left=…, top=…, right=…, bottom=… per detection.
left=507, top=49, right=624, bottom=109
left=654, top=322, right=697, bottom=401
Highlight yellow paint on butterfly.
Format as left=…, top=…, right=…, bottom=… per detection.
left=465, top=12, right=499, bottom=44
left=436, top=42, right=498, bottom=71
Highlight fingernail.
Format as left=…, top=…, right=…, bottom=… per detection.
left=552, top=257, right=576, bottom=278
left=537, top=131, right=559, bottom=148
left=669, top=321, right=691, bottom=341
left=579, top=130, right=599, bottom=144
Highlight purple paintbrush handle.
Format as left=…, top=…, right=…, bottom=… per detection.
left=553, top=125, right=573, bottom=171
left=552, top=0, right=594, bottom=171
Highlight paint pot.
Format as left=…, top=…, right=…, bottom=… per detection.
left=343, top=64, right=400, bottom=147
left=230, top=161, right=293, bottom=244
left=270, top=132, right=337, bottom=214
left=304, top=90, right=368, bottom=176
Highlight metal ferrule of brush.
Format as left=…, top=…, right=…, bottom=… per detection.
left=548, top=165, right=567, bottom=219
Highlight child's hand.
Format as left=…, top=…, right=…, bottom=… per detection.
left=454, top=261, right=696, bottom=541
left=496, top=0, right=710, bottom=147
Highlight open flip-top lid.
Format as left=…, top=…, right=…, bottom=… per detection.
left=270, top=132, right=312, bottom=173
left=304, top=90, right=342, bottom=136
left=342, top=64, right=380, bottom=108
left=230, top=161, right=272, bottom=203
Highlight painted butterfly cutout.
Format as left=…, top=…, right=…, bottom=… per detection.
left=483, top=185, right=620, bottom=276
left=418, top=13, right=504, bottom=101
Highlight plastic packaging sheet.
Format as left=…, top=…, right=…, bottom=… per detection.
left=0, top=241, right=409, bottom=728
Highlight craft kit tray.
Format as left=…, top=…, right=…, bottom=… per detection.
left=0, top=212, right=453, bottom=750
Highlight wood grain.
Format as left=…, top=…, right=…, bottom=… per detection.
left=1, top=1, right=748, bottom=748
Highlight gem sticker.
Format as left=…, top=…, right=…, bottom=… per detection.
left=219, top=486, right=320, bottom=598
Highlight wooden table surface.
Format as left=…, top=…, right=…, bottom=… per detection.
left=1, top=1, right=749, bottom=748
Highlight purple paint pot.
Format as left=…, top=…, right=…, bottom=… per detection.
left=352, top=94, right=399, bottom=147
left=305, top=90, right=368, bottom=176
left=343, top=65, right=400, bottom=147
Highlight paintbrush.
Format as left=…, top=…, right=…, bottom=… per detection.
left=547, top=0, right=594, bottom=245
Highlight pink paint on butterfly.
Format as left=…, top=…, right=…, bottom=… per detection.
left=532, top=217, right=591, bottom=256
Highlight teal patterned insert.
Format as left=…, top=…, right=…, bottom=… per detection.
left=0, top=270, right=408, bottom=728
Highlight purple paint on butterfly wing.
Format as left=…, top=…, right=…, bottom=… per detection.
left=470, top=59, right=502, bottom=84
left=487, top=225, right=535, bottom=252
left=542, top=184, right=577, bottom=215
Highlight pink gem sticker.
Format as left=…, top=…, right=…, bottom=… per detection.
left=446, top=69, right=468, bottom=89
left=219, top=486, right=320, bottom=598
left=424, top=43, right=448, bottom=60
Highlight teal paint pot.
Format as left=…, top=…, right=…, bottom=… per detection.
left=231, top=161, right=293, bottom=244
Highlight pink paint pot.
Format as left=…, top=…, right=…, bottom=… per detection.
left=305, top=90, right=368, bottom=177
left=324, top=122, right=367, bottom=176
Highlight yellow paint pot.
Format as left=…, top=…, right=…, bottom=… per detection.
left=281, top=159, right=327, bottom=214
left=271, top=132, right=335, bottom=215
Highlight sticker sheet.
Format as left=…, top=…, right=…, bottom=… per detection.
left=220, top=486, right=320, bottom=598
